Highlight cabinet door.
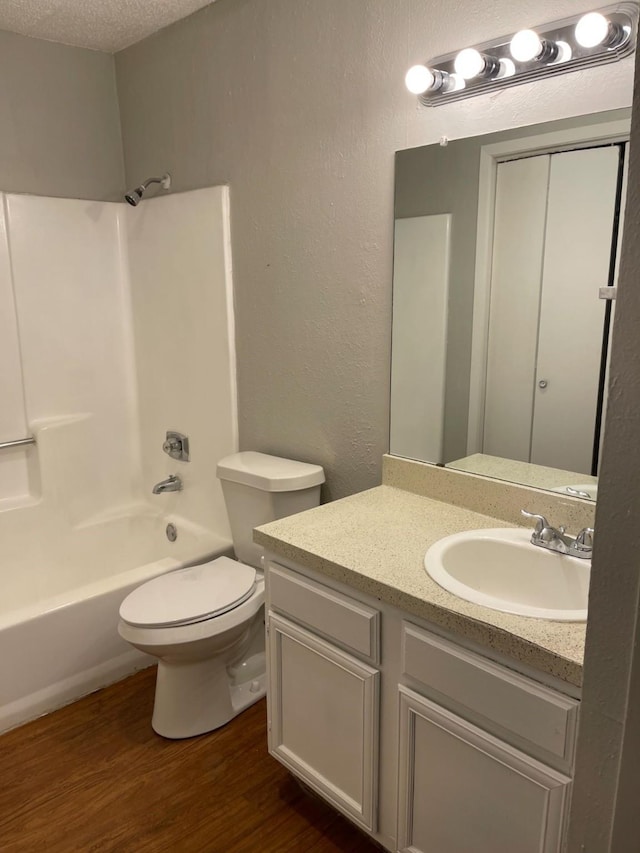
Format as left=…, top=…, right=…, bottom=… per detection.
left=267, top=613, right=379, bottom=832
left=397, top=686, right=571, bottom=853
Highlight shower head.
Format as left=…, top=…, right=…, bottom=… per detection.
left=124, top=187, right=144, bottom=206
left=124, top=173, right=171, bottom=206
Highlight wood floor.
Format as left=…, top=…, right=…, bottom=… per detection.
left=0, top=667, right=382, bottom=852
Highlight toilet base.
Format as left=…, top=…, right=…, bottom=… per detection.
left=230, top=669, right=267, bottom=715
left=151, top=652, right=266, bottom=739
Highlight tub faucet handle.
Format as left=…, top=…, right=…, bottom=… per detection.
left=163, top=437, right=181, bottom=454
left=162, top=431, right=190, bottom=462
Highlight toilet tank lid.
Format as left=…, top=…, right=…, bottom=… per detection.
left=217, top=451, right=325, bottom=492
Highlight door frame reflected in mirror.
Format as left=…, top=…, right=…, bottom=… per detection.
left=468, top=117, right=629, bottom=459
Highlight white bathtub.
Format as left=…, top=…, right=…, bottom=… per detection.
left=0, top=509, right=232, bottom=734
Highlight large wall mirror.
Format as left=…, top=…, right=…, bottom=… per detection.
left=390, top=109, right=631, bottom=502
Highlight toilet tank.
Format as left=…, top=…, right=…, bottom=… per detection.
left=216, top=452, right=325, bottom=568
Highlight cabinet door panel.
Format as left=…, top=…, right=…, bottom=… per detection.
left=397, top=686, right=570, bottom=853
left=267, top=613, right=379, bottom=831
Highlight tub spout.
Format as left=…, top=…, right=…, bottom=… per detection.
left=152, top=474, right=183, bottom=494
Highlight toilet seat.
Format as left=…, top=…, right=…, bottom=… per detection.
left=119, top=556, right=257, bottom=628
left=119, top=577, right=265, bottom=650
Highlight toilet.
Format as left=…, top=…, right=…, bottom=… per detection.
left=118, top=451, right=325, bottom=739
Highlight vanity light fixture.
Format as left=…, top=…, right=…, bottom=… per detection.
left=406, top=3, right=637, bottom=106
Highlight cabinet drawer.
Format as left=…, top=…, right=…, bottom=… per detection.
left=402, top=621, right=579, bottom=766
left=267, top=562, right=379, bottom=662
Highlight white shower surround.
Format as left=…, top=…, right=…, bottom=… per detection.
left=0, top=186, right=238, bottom=732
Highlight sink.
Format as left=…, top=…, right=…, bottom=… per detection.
left=424, top=528, right=589, bottom=621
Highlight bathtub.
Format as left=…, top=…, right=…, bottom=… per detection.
left=0, top=508, right=232, bottom=734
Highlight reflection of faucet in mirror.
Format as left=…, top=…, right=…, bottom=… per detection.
left=565, top=486, right=596, bottom=500
left=389, top=108, right=631, bottom=501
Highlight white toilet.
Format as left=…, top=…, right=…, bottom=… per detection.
left=118, top=451, right=325, bottom=739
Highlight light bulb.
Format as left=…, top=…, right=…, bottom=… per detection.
left=445, top=73, right=466, bottom=92
left=454, top=48, right=500, bottom=80
left=497, top=58, right=516, bottom=78
left=454, top=48, right=486, bottom=79
left=510, top=29, right=543, bottom=62
left=405, top=65, right=436, bottom=94
left=555, top=41, right=573, bottom=62
left=575, top=12, right=610, bottom=47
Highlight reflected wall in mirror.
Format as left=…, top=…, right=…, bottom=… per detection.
left=390, top=109, right=631, bottom=501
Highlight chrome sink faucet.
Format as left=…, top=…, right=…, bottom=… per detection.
left=152, top=474, right=183, bottom=494
left=521, top=510, right=594, bottom=560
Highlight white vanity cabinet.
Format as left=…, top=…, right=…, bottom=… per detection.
left=264, top=559, right=579, bottom=853
left=266, top=563, right=381, bottom=832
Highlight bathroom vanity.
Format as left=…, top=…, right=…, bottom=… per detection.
left=255, top=457, right=594, bottom=853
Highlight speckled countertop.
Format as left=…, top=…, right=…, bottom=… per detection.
left=254, top=485, right=586, bottom=687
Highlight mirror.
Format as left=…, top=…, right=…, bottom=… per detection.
left=390, top=109, right=631, bottom=501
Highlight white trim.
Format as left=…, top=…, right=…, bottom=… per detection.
left=220, top=185, right=239, bottom=454
left=466, top=119, right=630, bottom=455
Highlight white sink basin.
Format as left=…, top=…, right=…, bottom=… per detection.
left=424, top=528, right=589, bottom=621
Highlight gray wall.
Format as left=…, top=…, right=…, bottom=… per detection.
left=115, top=0, right=633, bottom=499
left=0, top=29, right=123, bottom=200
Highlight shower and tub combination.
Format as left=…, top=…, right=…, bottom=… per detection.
left=0, top=178, right=239, bottom=733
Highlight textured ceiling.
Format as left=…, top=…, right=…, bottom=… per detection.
left=0, top=0, right=216, bottom=53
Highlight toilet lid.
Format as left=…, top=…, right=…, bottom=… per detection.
left=119, top=556, right=257, bottom=628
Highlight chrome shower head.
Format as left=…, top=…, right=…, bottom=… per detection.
left=124, top=173, right=171, bottom=206
left=125, top=187, right=144, bottom=206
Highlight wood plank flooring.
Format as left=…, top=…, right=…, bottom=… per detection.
left=0, top=667, right=382, bottom=852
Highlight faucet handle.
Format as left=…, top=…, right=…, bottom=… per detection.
left=574, top=527, right=595, bottom=552
left=520, top=509, right=550, bottom=536
left=520, top=509, right=566, bottom=542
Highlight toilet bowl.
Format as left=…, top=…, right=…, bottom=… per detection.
left=118, top=451, right=325, bottom=739
left=119, top=556, right=266, bottom=739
